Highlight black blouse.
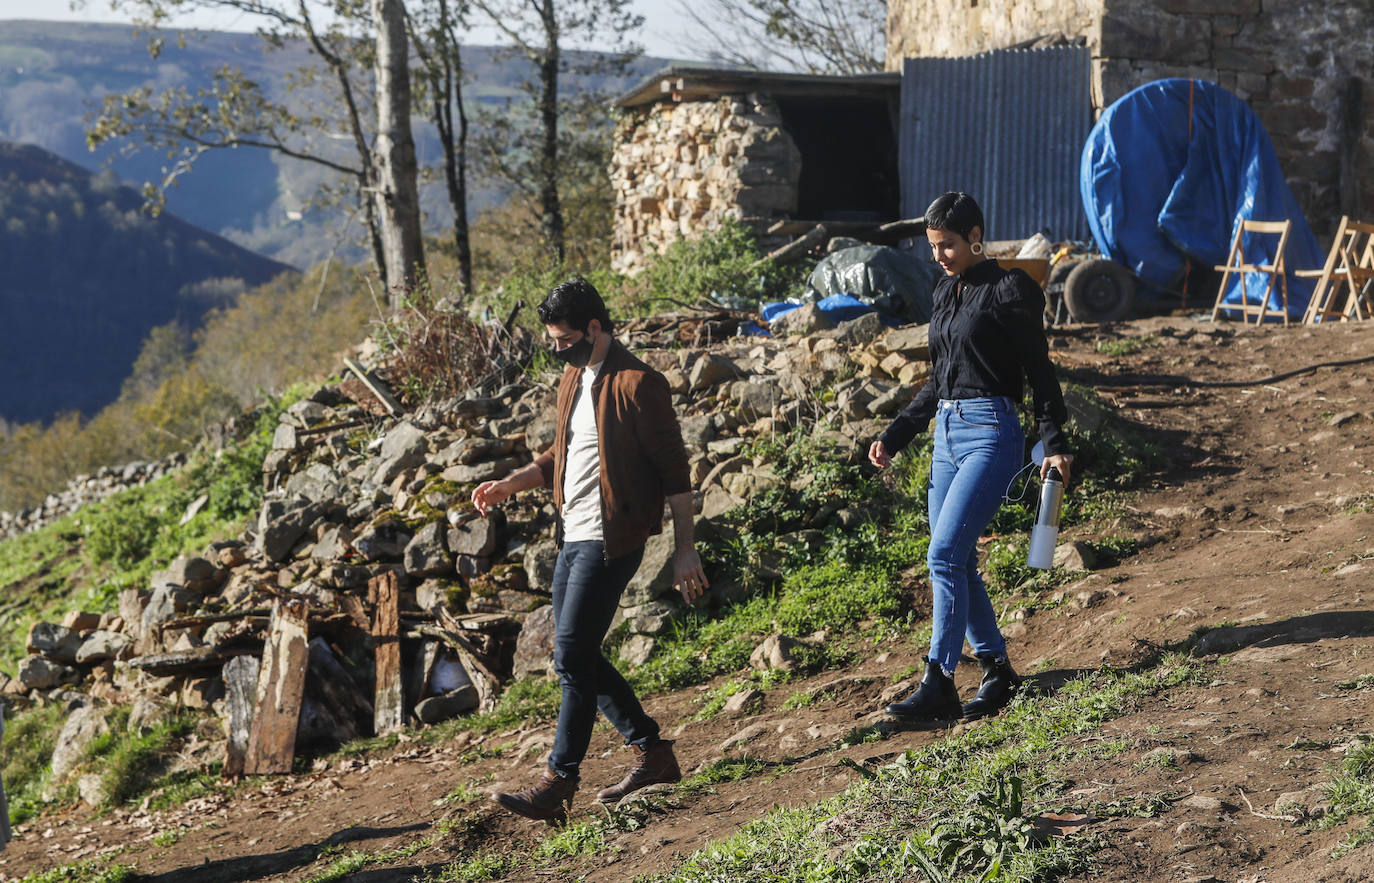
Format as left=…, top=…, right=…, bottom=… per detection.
left=877, top=259, right=1069, bottom=456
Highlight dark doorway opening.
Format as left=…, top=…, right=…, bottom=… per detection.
left=775, top=95, right=900, bottom=223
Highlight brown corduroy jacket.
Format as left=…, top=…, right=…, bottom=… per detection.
left=533, top=341, right=691, bottom=559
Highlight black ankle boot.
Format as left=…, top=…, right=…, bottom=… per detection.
left=960, top=653, right=1018, bottom=721
left=885, top=657, right=961, bottom=722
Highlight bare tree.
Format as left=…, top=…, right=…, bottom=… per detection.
left=678, top=0, right=886, bottom=75
left=371, top=0, right=425, bottom=304
left=467, top=0, right=642, bottom=263
left=83, top=1, right=426, bottom=306
left=407, top=0, right=474, bottom=296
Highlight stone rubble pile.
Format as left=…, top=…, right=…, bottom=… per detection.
left=9, top=311, right=932, bottom=802
left=0, top=453, right=189, bottom=542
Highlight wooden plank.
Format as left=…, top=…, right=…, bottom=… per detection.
left=222, top=654, right=261, bottom=779
left=751, top=224, right=828, bottom=270
left=370, top=571, right=405, bottom=735
left=303, top=637, right=371, bottom=745
left=343, top=357, right=405, bottom=417
left=244, top=599, right=310, bottom=775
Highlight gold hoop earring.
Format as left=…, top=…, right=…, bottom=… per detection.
left=970, top=242, right=984, bottom=255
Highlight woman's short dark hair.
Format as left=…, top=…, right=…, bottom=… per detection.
left=537, top=277, right=615, bottom=333
left=924, top=192, right=985, bottom=242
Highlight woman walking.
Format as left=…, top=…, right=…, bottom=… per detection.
left=870, top=192, right=1073, bottom=723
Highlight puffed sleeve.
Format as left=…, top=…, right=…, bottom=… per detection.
left=997, top=271, right=1070, bottom=455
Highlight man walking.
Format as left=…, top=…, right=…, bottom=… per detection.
left=472, top=278, right=707, bottom=824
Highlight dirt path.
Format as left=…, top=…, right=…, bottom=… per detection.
left=2, top=316, right=1372, bottom=882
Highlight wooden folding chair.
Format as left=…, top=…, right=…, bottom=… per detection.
left=1211, top=219, right=1292, bottom=325
left=1297, top=216, right=1374, bottom=323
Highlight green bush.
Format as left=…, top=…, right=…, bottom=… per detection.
left=632, top=219, right=809, bottom=308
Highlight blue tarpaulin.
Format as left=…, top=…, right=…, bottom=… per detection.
left=1080, top=78, right=1324, bottom=319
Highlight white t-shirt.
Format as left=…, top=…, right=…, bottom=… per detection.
left=561, top=361, right=604, bottom=542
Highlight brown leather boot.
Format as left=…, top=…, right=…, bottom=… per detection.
left=596, top=740, right=681, bottom=803
left=490, top=771, right=578, bottom=824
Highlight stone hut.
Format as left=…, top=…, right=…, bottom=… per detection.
left=610, top=68, right=901, bottom=274
left=886, top=0, right=1372, bottom=234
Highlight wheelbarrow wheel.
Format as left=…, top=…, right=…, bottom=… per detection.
left=1063, top=259, right=1135, bottom=323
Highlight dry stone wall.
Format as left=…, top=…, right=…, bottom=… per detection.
left=611, top=95, right=803, bottom=274
left=886, top=0, right=1374, bottom=233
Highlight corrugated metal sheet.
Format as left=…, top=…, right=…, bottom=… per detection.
left=900, top=47, right=1091, bottom=241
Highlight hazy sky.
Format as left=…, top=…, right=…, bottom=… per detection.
left=0, top=0, right=707, bottom=60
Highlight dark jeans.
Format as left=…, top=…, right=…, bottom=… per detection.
left=548, top=540, right=659, bottom=778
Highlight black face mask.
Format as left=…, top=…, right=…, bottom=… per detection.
left=551, top=333, right=594, bottom=368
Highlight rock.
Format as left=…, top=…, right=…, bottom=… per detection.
left=1181, top=794, right=1226, bottom=813
left=719, top=722, right=769, bottom=752
left=523, top=540, right=561, bottom=593
left=353, top=518, right=413, bottom=561
left=272, top=423, right=298, bottom=451
left=140, top=584, right=196, bottom=639
left=689, top=354, right=742, bottom=391
left=415, top=685, right=480, bottom=723
left=217, top=544, right=250, bottom=568
left=679, top=415, right=716, bottom=449
left=619, top=634, right=657, bottom=667
left=372, top=421, right=430, bottom=484
left=1075, top=589, right=1108, bottom=609
left=749, top=634, right=799, bottom=672
left=288, top=399, right=334, bottom=425
left=76, top=631, right=133, bottom=665
left=312, top=525, right=355, bottom=562
left=524, top=410, right=557, bottom=453
left=624, top=600, right=681, bottom=636
left=868, top=384, right=916, bottom=417
left=50, top=705, right=110, bottom=782
left=415, top=579, right=454, bottom=612
left=834, top=312, right=884, bottom=345
left=701, top=484, right=744, bottom=519
left=256, top=497, right=325, bottom=563
left=732, top=380, right=780, bottom=420
left=512, top=604, right=557, bottom=679
left=61, top=610, right=102, bottom=632
left=722, top=688, right=764, bottom=716
left=18, top=655, right=80, bottom=690
left=169, top=555, right=218, bottom=586
left=128, top=694, right=168, bottom=734
left=449, top=512, right=503, bottom=557
left=876, top=323, right=929, bottom=359
left=27, top=622, right=83, bottom=663
left=1053, top=540, right=1099, bottom=571
left=404, top=522, right=452, bottom=578
left=772, top=303, right=834, bottom=336
left=441, top=458, right=520, bottom=484
left=456, top=554, right=491, bottom=581
left=285, top=464, right=344, bottom=504
left=77, top=773, right=109, bottom=808
left=118, top=589, right=149, bottom=640
left=1274, top=784, right=1329, bottom=819
left=623, top=531, right=677, bottom=606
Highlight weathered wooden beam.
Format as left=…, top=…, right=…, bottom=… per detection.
left=158, top=610, right=270, bottom=631
left=370, top=571, right=405, bottom=735
left=751, top=223, right=828, bottom=270
left=300, top=637, right=371, bottom=746
left=244, top=599, right=310, bottom=775
left=129, top=646, right=246, bottom=676
left=222, top=654, right=261, bottom=779
left=343, top=357, right=405, bottom=417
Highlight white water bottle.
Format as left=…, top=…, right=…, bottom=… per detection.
left=1027, top=466, right=1064, bottom=569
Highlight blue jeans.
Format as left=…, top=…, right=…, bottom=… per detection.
left=926, top=397, right=1024, bottom=674
left=548, top=541, right=660, bottom=778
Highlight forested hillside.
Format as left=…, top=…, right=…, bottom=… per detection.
left=0, top=20, right=663, bottom=268
left=0, top=141, right=294, bottom=423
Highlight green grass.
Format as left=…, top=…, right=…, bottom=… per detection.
left=12, top=859, right=136, bottom=883
left=3, top=701, right=69, bottom=824
left=646, top=655, right=1207, bottom=883
left=1094, top=335, right=1157, bottom=357
left=1319, top=738, right=1374, bottom=856
left=87, top=710, right=200, bottom=808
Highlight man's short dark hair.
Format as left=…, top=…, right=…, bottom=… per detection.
left=924, top=191, right=985, bottom=242
left=537, top=277, right=615, bottom=333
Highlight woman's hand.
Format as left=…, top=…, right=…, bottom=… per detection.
left=868, top=440, right=892, bottom=469
left=471, top=478, right=513, bottom=516
left=1041, top=453, right=1074, bottom=486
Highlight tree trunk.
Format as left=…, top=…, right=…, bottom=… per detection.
left=372, top=0, right=426, bottom=311
left=437, top=0, right=473, bottom=296
left=537, top=0, right=565, bottom=263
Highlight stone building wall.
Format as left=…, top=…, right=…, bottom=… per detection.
left=610, top=95, right=803, bottom=274
left=886, top=0, right=1374, bottom=234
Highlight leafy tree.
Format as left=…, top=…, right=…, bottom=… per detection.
left=678, top=0, right=886, bottom=75
left=468, top=0, right=642, bottom=262
left=83, top=0, right=426, bottom=306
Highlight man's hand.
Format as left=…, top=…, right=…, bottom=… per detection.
left=674, top=547, right=709, bottom=604
left=868, top=440, right=892, bottom=469
left=1041, top=453, right=1074, bottom=487
left=471, top=478, right=512, bottom=516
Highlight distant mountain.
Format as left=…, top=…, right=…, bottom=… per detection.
left=0, top=141, right=294, bottom=424
left=0, top=20, right=665, bottom=268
